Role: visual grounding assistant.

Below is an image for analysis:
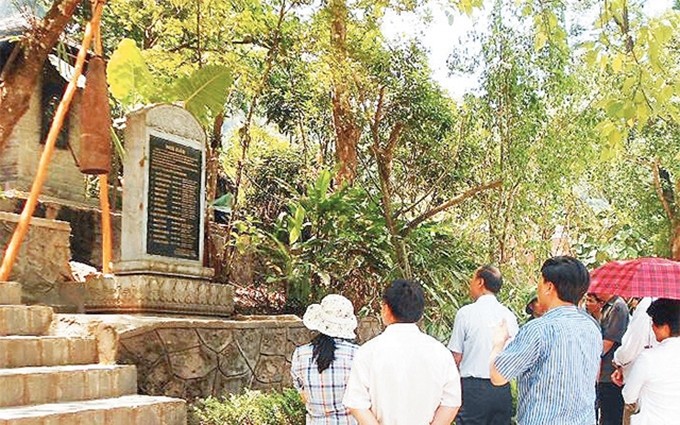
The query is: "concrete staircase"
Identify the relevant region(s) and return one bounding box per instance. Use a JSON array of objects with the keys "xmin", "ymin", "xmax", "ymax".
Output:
[{"xmin": 0, "ymin": 282, "xmax": 187, "ymax": 424}]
